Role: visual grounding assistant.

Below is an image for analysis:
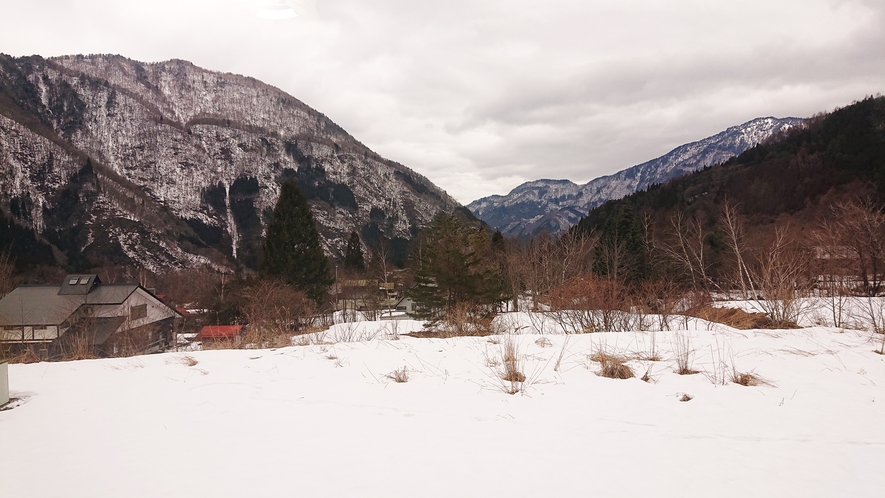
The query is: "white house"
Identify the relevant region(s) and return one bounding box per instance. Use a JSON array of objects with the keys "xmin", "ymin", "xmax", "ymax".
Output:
[{"xmin": 0, "ymin": 275, "xmax": 180, "ymax": 357}]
